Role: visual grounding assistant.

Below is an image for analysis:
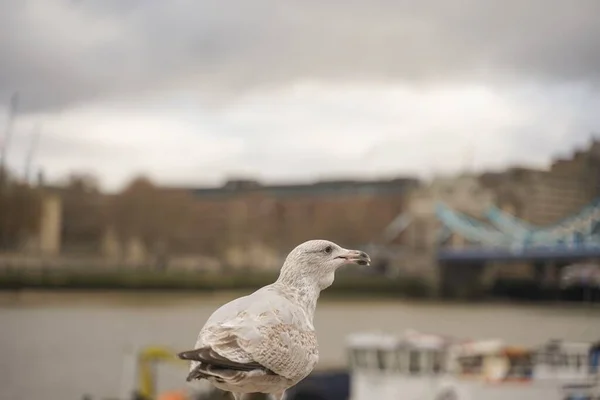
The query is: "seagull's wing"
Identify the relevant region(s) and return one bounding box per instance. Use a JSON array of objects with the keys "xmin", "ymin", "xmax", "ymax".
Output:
[
  {"xmin": 178, "ymin": 347, "xmax": 265, "ymax": 371},
  {"xmin": 180, "ymin": 287, "xmax": 318, "ymax": 381}
]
